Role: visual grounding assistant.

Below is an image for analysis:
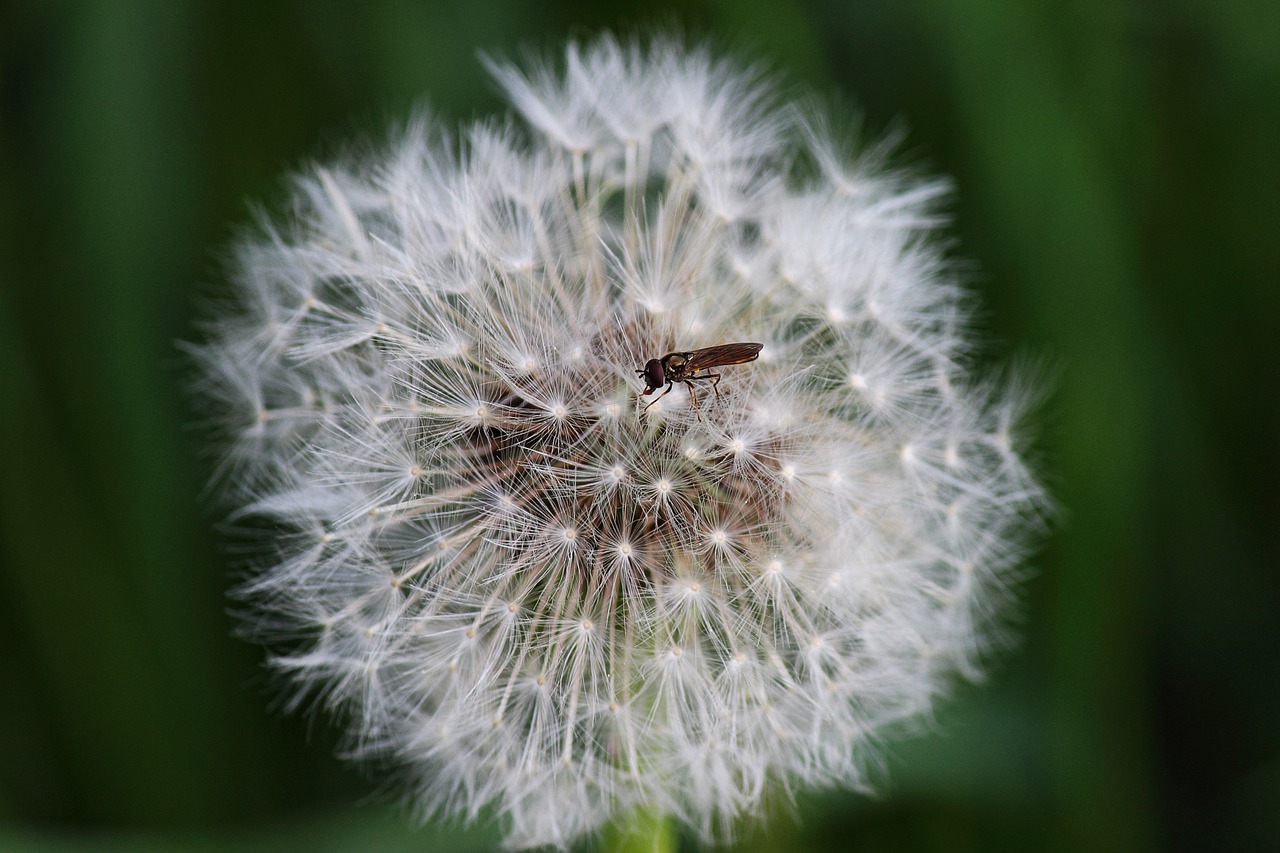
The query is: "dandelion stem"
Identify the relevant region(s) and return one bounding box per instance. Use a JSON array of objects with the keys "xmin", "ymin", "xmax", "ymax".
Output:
[{"xmin": 602, "ymin": 808, "xmax": 677, "ymax": 853}]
